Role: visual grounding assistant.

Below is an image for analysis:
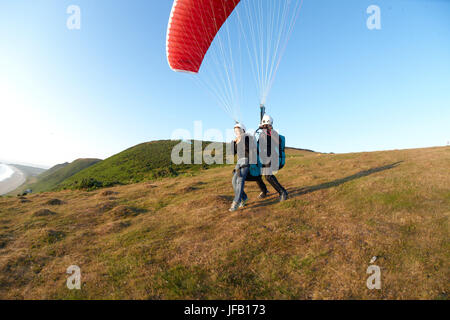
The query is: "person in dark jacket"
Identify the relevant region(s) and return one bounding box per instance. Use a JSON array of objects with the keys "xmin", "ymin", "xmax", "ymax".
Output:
[{"xmin": 256, "ymin": 114, "xmax": 288, "ymax": 202}]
